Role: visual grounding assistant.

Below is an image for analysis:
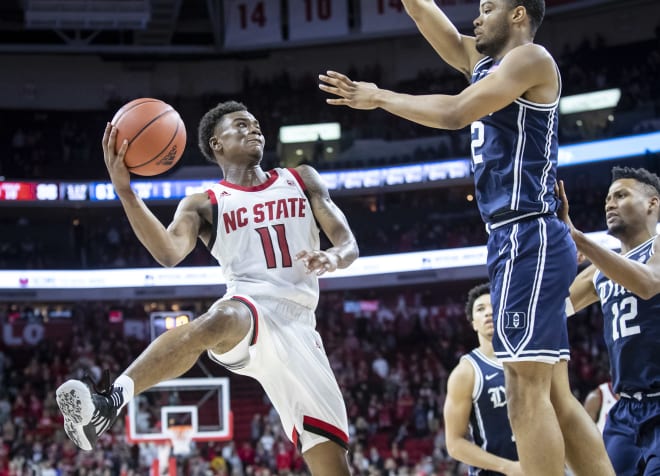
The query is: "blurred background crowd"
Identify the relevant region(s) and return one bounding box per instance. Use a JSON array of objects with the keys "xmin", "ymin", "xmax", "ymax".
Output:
[{"xmin": 0, "ymin": 284, "xmax": 610, "ymax": 475}]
